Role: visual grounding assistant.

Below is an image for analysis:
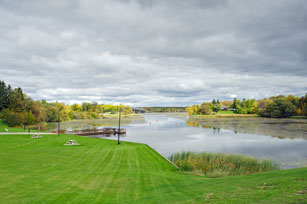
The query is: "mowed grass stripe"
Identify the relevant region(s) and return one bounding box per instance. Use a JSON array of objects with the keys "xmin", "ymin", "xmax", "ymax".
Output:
[
  {"xmin": 131, "ymin": 146, "xmax": 142, "ymax": 201},
  {"xmin": 45, "ymin": 140, "xmax": 106, "ymax": 203},
  {"xmin": 51, "ymin": 137, "xmax": 123, "ymax": 203}
]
